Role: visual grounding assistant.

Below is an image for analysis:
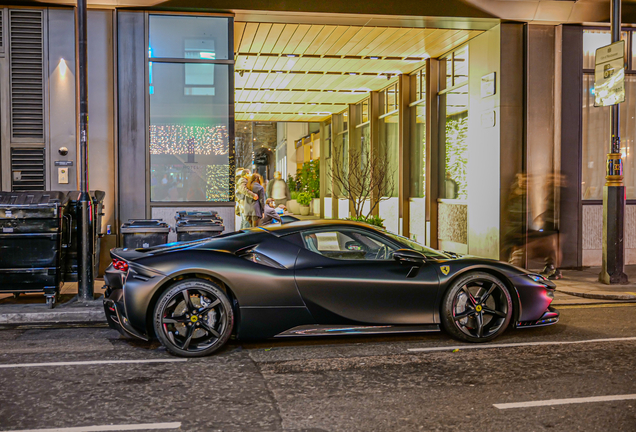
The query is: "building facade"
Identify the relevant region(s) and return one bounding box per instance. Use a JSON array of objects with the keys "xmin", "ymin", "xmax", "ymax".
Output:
[{"xmin": 0, "ymin": 1, "xmax": 631, "ymax": 269}]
